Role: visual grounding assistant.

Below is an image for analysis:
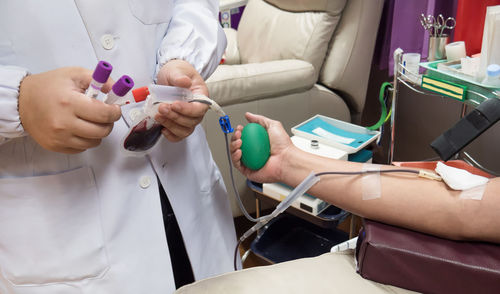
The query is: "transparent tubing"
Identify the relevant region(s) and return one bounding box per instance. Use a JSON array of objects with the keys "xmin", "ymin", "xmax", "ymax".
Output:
[
  {"xmin": 238, "ymin": 171, "xmax": 320, "ymax": 242},
  {"xmin": 224, "ymin": 133, "xmax": 264, "ymax": 223}
]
